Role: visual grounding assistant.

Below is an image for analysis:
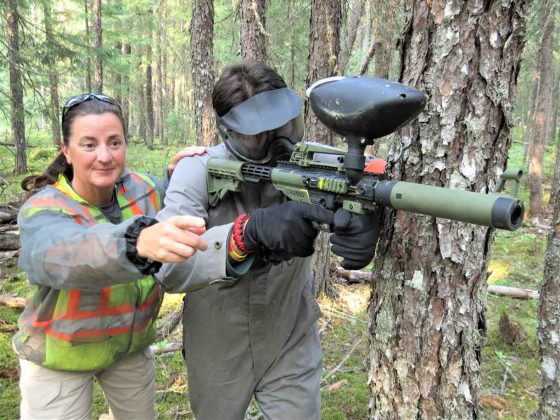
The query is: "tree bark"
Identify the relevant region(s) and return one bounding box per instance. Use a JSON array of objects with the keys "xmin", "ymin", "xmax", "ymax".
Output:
[
  {"xmin": 240, "ymin": 0, "xmax": 267, "ymax": 62},
  {"xmin": 84, "ymin": 0, "xmax": 92, "ymax": 92},
  {"xmin": 527, "ymin": 0, "xmax": 555, "ymax": 218},
  {"xmin": 145, "ymin": 9, "xmax": 155, "ymax": 148},
  {"xmin": 368, "ymin": 1, "xmax": 527, "ymax": 418},
  {"xmin": 43, "ymin": 2, "xmax": 61, "ymax": 147},
  {"xmin": 306, "ymin": 0, "xmax": 341, "ymax": 298},
  {"xmin": 92, "ymin": 0, "xmax": 103, "ymax": 92},
  {"xmin": 156, "ymin": 0, "xmax": 166, "ymax": 145},
  {"xmin": 6, "ymin": 0, "xmax": 27, "ymax": 174},
  {"xmin": 338, "ymin": 0, "xmax": 365, "ymax": 74},
  {"xmin": 537, "ymin": 183, "xmax": 560, "ymax": 419},
  {"xmin": 190, "ymin": 0, "xmax": 217, "ymax": 147}
]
